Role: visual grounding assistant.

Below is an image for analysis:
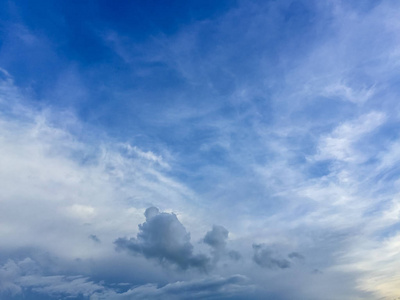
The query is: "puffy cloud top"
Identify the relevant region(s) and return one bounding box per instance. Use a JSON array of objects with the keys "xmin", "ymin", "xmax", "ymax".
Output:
[
  {"xmin": 115, "ymin": 207, "xmax": 210, "ymax": 271},
  {"xmin": 204, "ymin": 225, "xmax": 229, "ymax": 250}
]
